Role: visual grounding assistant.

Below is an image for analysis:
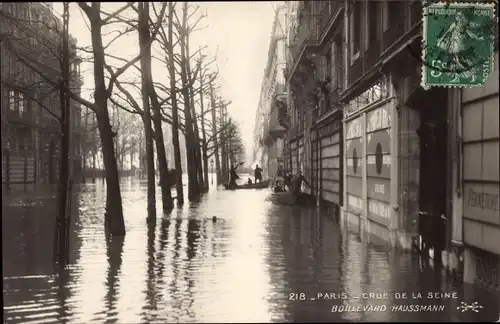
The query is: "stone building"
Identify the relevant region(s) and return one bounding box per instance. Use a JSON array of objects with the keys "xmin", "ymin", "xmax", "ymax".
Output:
[
  {"xmin": 284, "ymin": 1, "xmax": 345, "ymax": 206},
  {"xmin": 282, "ymin": 0, "xmax": 499, "ymax": 288},
  {"xmin": 1, "ymin": 2, "xmax": 84, "ymax": 190},
  {"xmin": 253, "ymin": 4, "xmax": 288, "ymax": 182}
]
